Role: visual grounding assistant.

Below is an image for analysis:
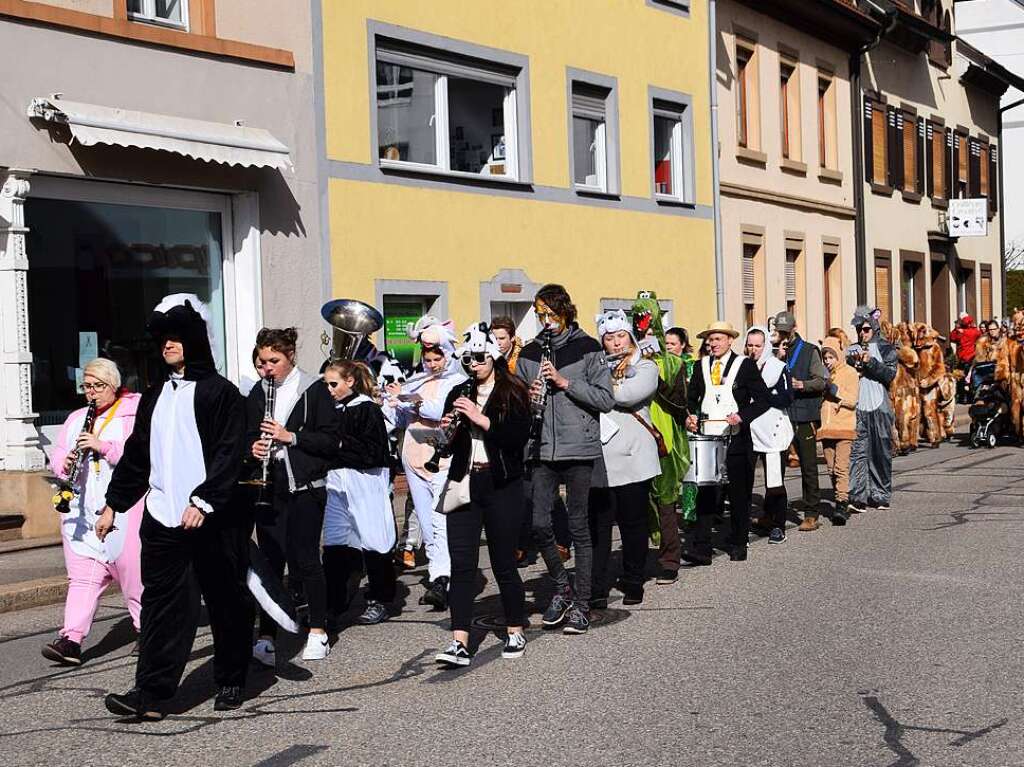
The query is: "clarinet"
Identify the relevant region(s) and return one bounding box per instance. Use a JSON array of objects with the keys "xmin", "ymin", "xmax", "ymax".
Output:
[
  {"xmin": 240, "ymin": 374, "xmax": 276, "ymax": 509},
  {"xmin": 527, "ymin": 330, "xmax": 553, "ymax": 464},
  {"xmin": 53, "ymin": 400, "xmax": 99, "ymax": 513},
  {"xmin": 424, "ymin": 380, "xmax": 475, "ymax": 473}
]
